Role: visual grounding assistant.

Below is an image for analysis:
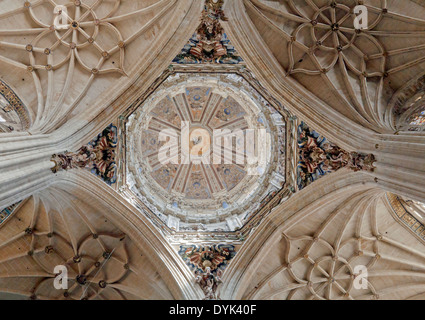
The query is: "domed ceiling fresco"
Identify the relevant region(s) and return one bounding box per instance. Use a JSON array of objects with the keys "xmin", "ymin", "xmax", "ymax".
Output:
[{"xmin": 122, "ymin": 69, "xmax": 291, "ymax": 241}]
